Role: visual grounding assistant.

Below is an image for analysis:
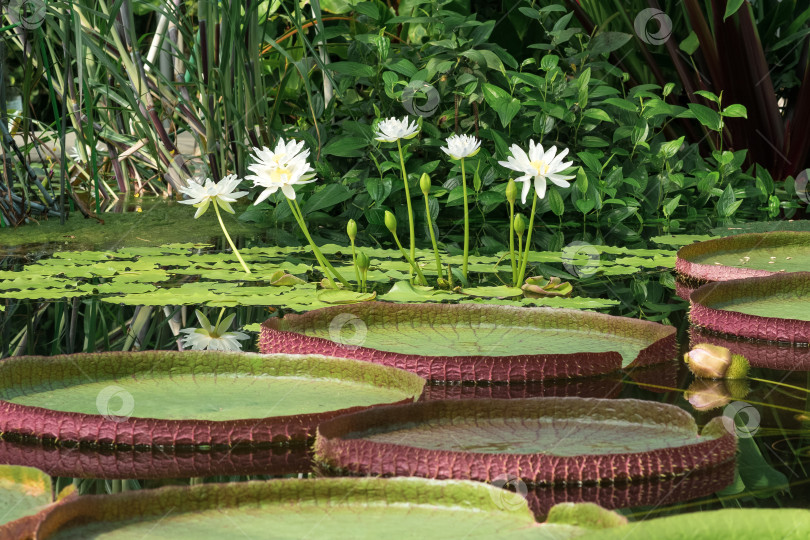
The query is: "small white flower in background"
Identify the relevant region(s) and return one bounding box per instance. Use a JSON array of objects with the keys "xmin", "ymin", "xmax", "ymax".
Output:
[
  {"xmin": 180, "ymin": 310, "xmax": 249, "ymax": 352},
  {"xmin": 178, "ymin": 174, "xmax": 248, "ymax": 218},
  {"xmin": 246, "ymin": 139, "xmax": 317, "ymax": 203},
  {"xmin": 440, "ymin": 134, "xmax": 481, "ymax": 160},
  {"xmin": 498, "ymin": 141, "xmax": 575, "ymax": 204},
  {"xmin": 67, "ymin": 145, "xmax": 83, "ymax": 163},
  {"xmin": 374, "ymin": 116, "xmax": 420, "ymax": 143}
]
